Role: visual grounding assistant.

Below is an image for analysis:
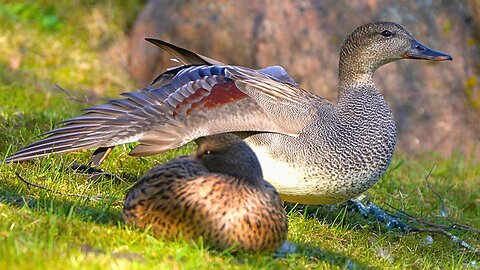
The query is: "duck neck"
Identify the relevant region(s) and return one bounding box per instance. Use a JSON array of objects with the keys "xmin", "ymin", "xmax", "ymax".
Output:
[
  {"xmin": 232, "ymin": 157, "xmax": 265, "ymax": 188},
  {"xmin": 338, "ymin": 55, "xmax": 377, "ymax": 101}
]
